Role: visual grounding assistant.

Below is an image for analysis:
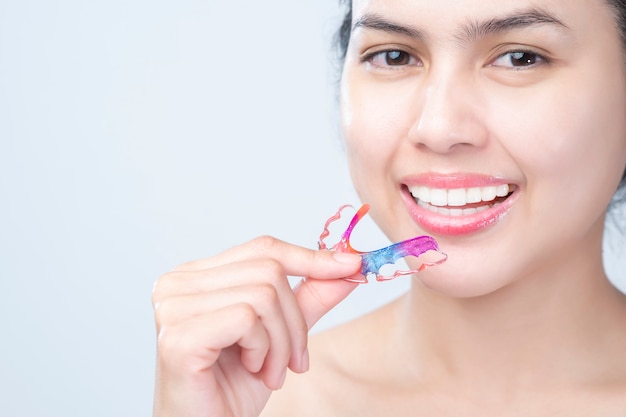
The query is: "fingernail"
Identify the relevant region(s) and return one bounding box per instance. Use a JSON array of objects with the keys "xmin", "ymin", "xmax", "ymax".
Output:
[{"xmin": 332, "ymin": 252, "xmax": 361, "ymax": 265}]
